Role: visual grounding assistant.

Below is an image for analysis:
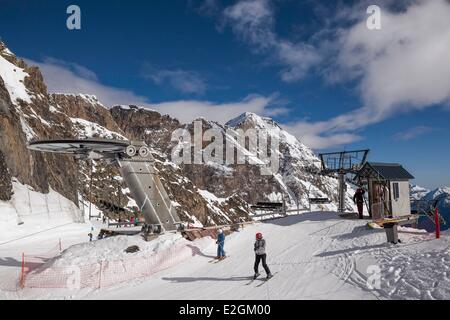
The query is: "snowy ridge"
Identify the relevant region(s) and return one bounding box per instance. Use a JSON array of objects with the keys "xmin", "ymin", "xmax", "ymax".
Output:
[
  {"xmin": 225, "ymin": 112, "xmax": 318, "ymax": 167},
  {"xmin": 423, "ymin": 187, "xmax": 450, "ymax": 224},
  {"xmin": 224, "ymin": 112, "xmax": 354, "ymax": 210},
  {"xmin": 70, "ymin": 117, "xmax": 127, "ymax": 140},
  {"xmin": 410, "ymin": 184, "xmax": 430, "ymax": 200},
  {"xmin": 0, "ymin": 43, "xmax": 15, "ymax": 57},
  {"xmin": 53, "ymin": 93, "xmax": 103, "ymax": 106},
  {"xmin": 423, "ymin": 187, "xmax": 450, "ymax": 202},
  {"xmin": 0, "ymin": 54, "xmax": 32, "ymax": 105},
  {"xmin": 225, "ymin": 111, "xmax": 278, "ymax": 129},
  {"xmin": 411, "ymin": 185, "xmax": 450, "ymax": 231}
]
